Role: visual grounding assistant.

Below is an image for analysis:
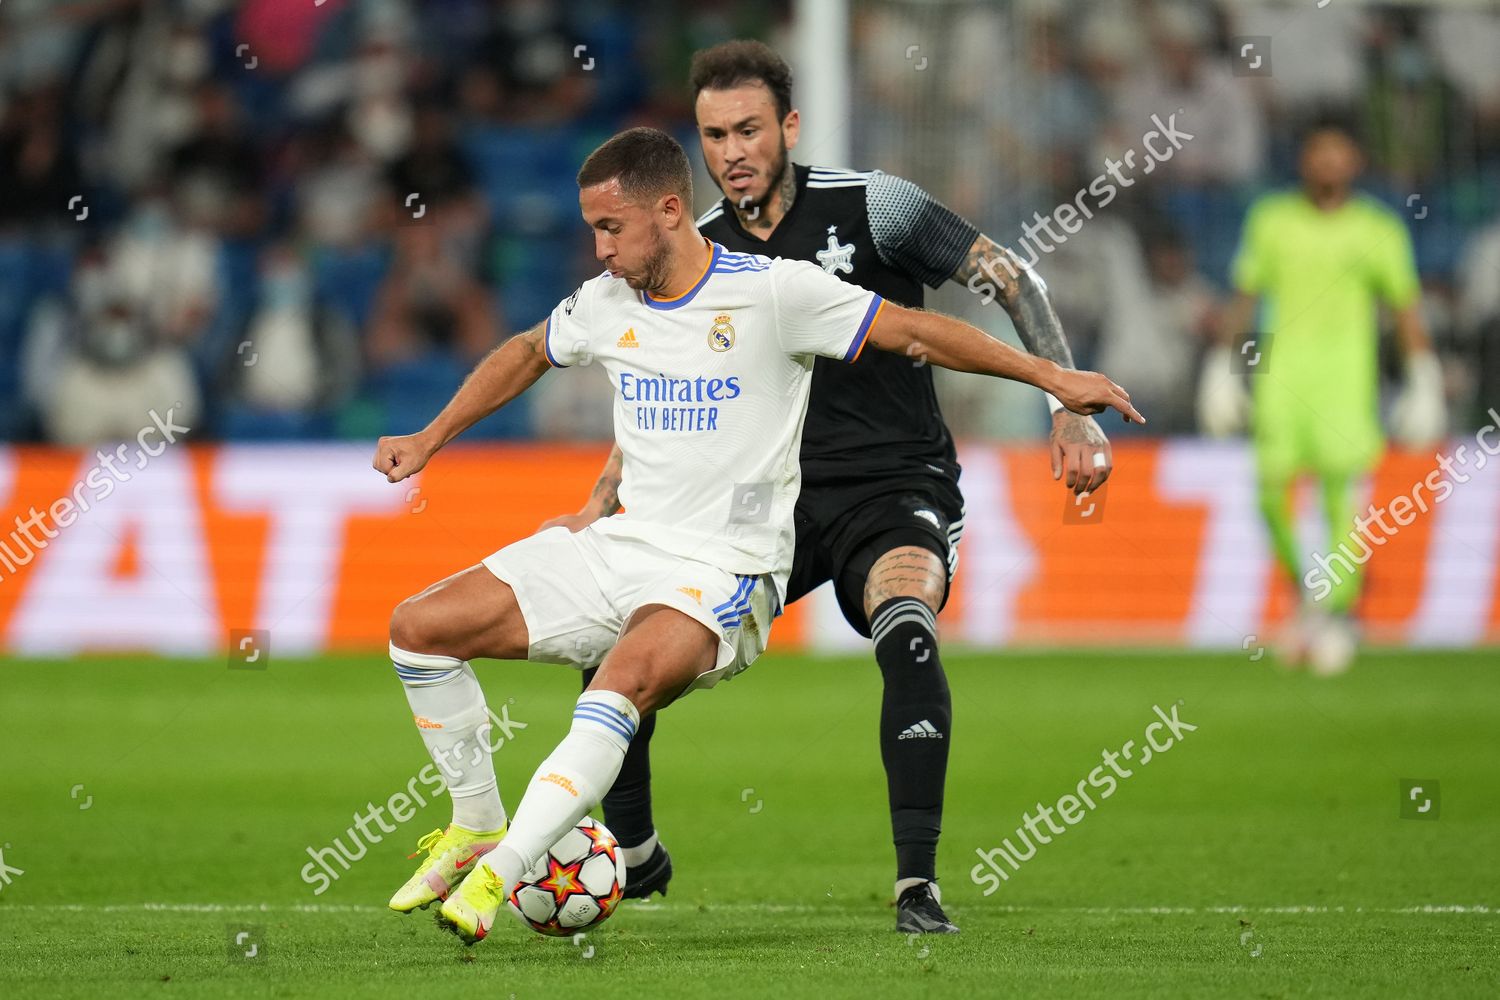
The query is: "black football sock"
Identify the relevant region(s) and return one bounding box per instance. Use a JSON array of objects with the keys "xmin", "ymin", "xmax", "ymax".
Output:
[
  {"xmin": 869, "ymin": 597, "xmax": 951, "ymax": 884},
  {"xmin": 583, "ymin": 666, "xmax": 658, "ymax": 851}
]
